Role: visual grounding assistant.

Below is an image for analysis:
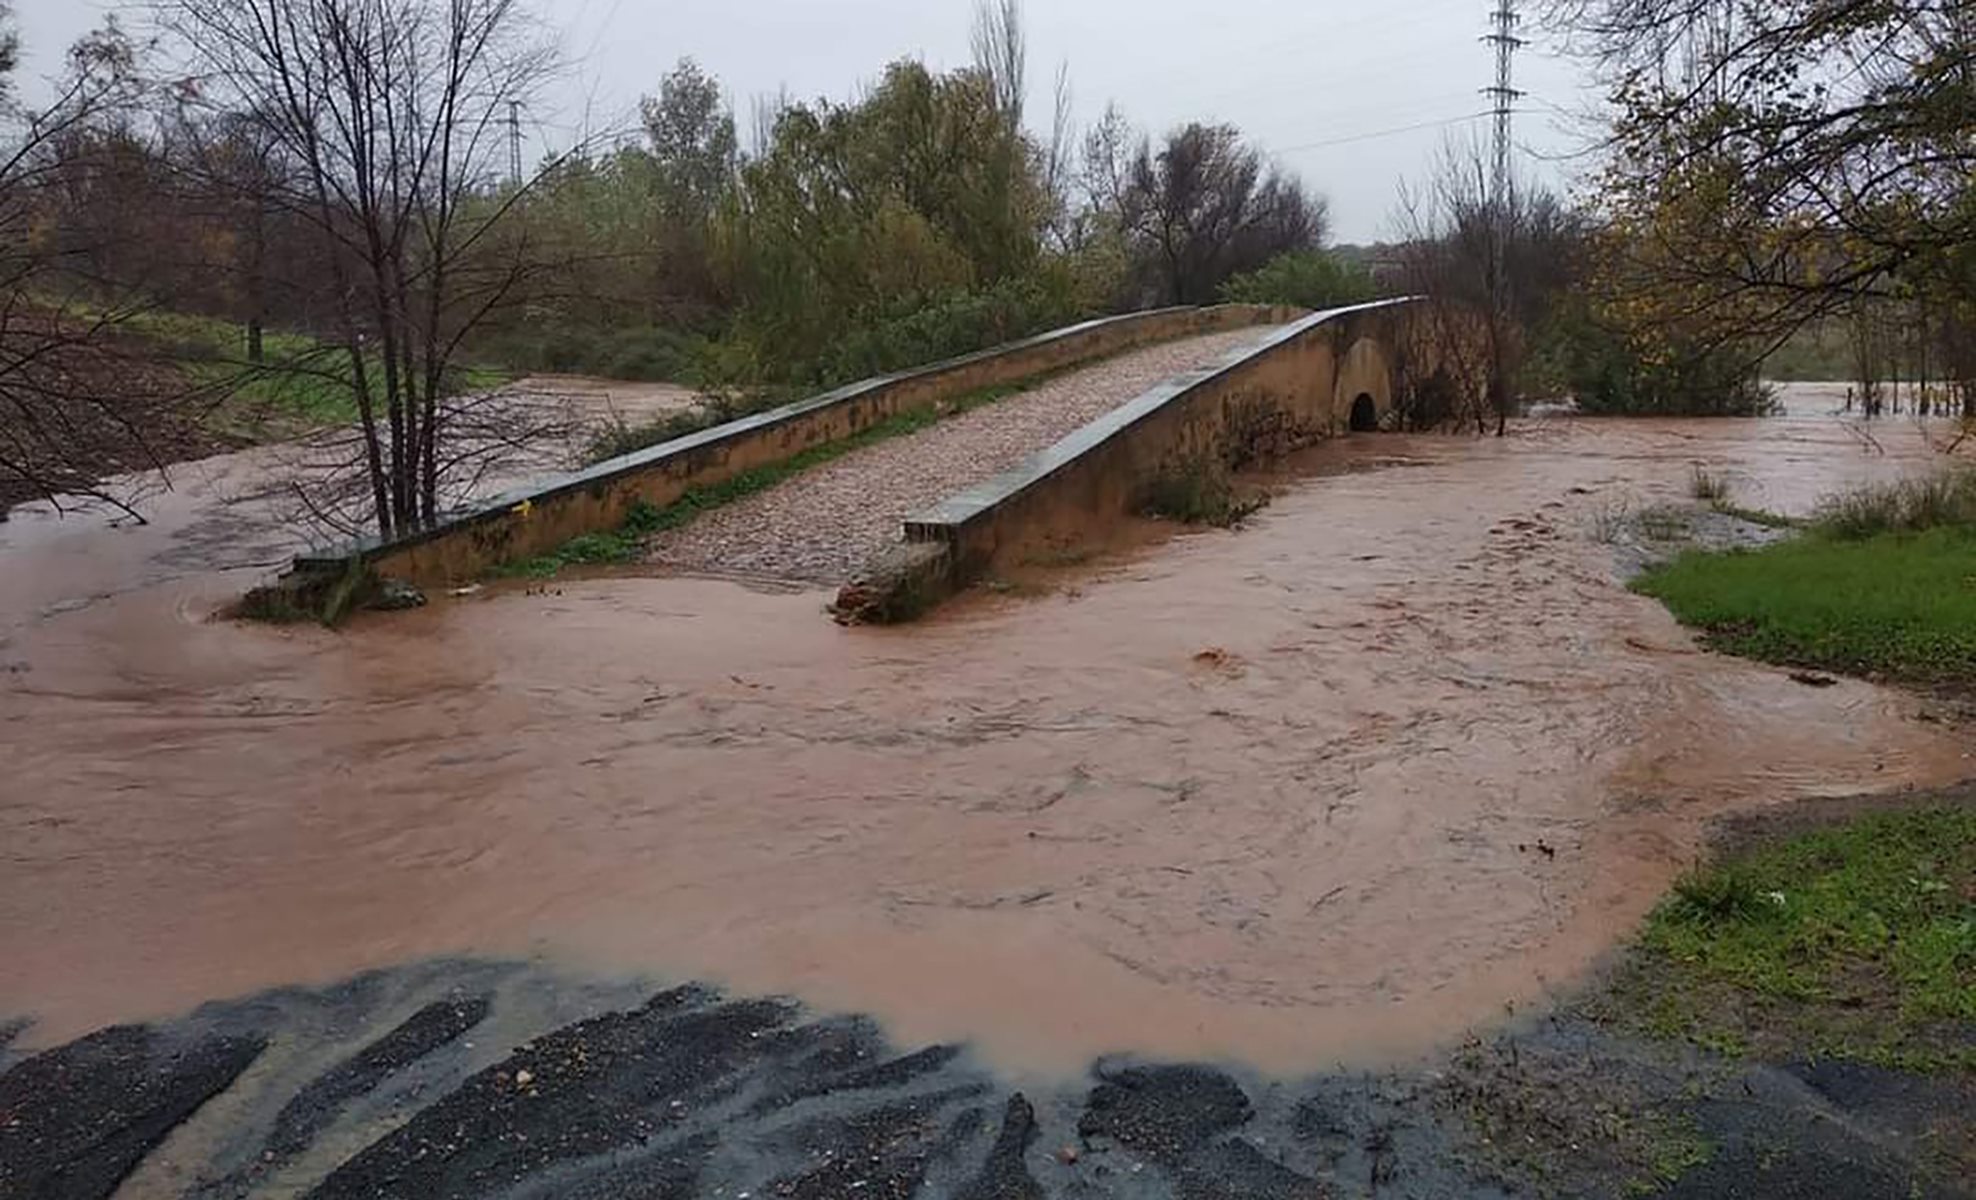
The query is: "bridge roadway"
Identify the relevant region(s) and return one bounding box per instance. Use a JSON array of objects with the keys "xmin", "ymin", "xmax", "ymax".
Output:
[{"xmin": 643, "ymin": 325, "xmax": 1280, "ymax": 584}]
